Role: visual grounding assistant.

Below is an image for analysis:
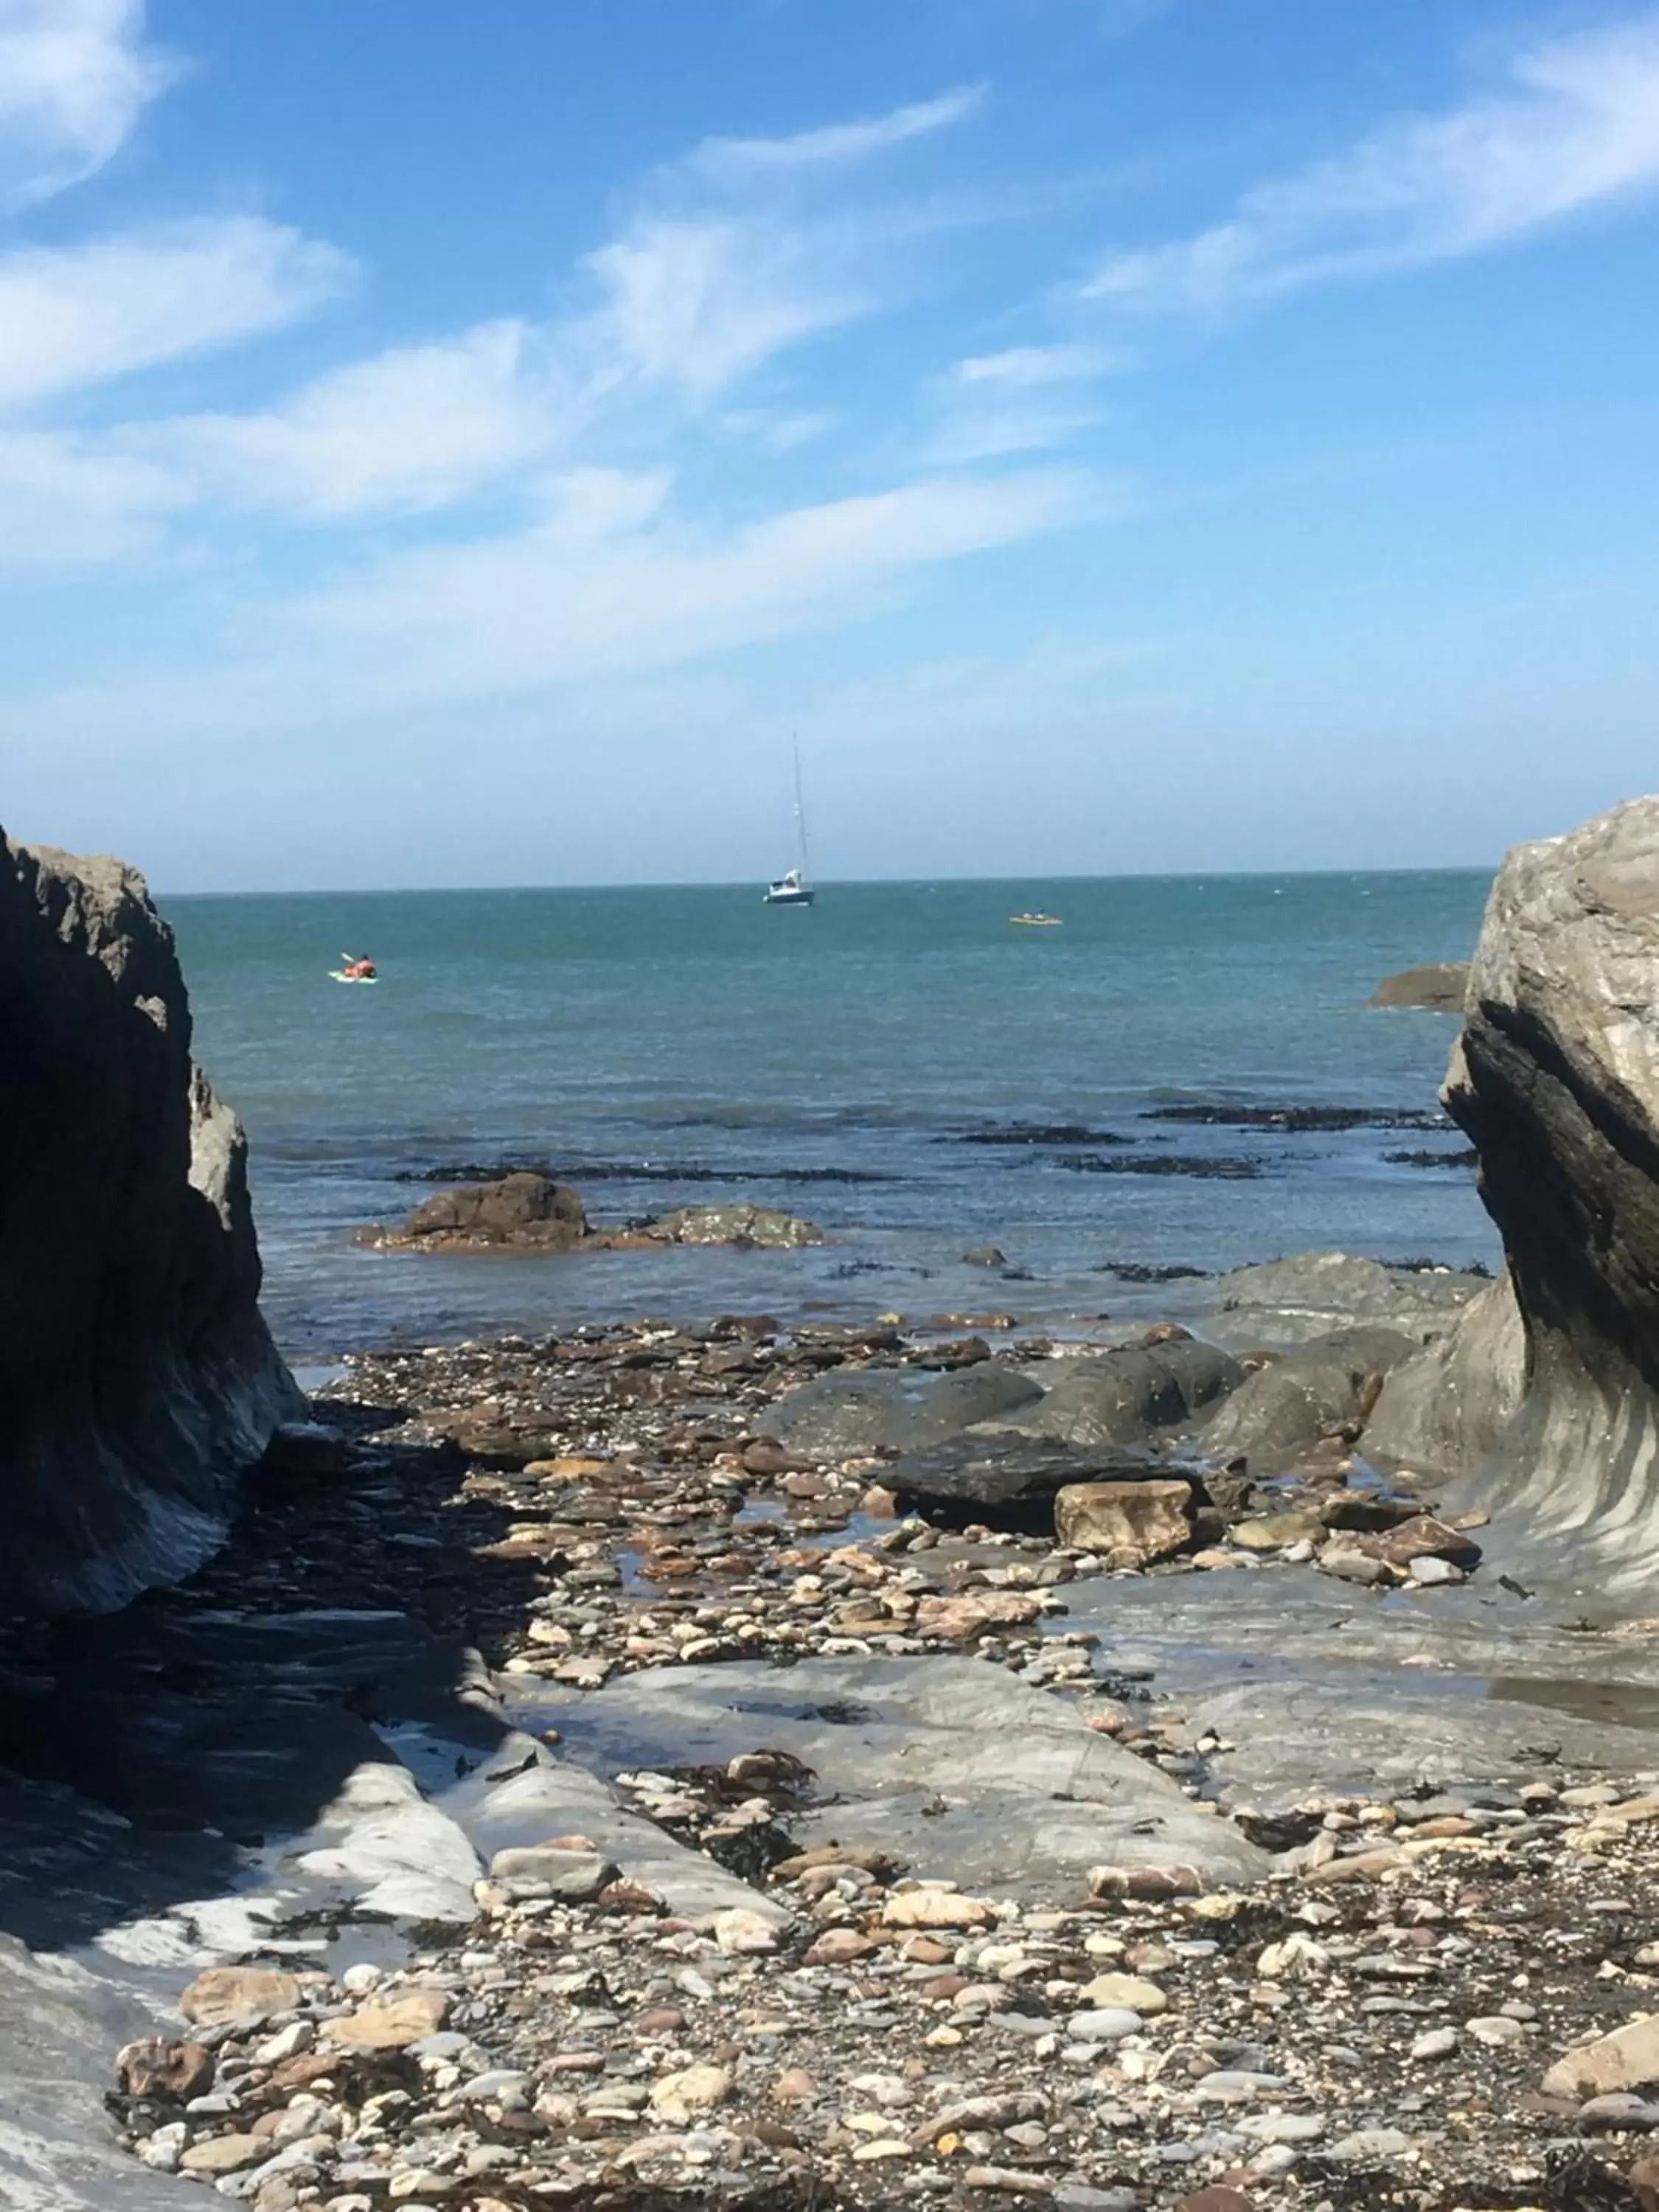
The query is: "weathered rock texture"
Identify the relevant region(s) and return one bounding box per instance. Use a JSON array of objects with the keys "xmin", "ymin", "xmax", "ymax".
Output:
[
  {"xmin": 1442, "ymin": 799, "xmax": 1659, "ymax": 1599},
  {"xmin": 1360, "ymin": 1270, "xmax": 1526, "ymax": 1477},
  {"xmin": 0, "ymin": 834, "xmax": 299, "ymax": 1613}
]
